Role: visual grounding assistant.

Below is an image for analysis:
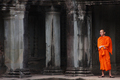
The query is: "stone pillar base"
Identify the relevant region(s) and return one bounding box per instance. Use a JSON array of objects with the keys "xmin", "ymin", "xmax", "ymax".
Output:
[
  {"xmin": 2, "ymin": 68, "xmax": 31, "ymax": 78},
  {"xmin": 65, "ymin": 67, "xmax": 94, "ymax": 76},
  {"xmin": 43, "ymin": 67, "xmax": 63, "ymax": 75}
]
